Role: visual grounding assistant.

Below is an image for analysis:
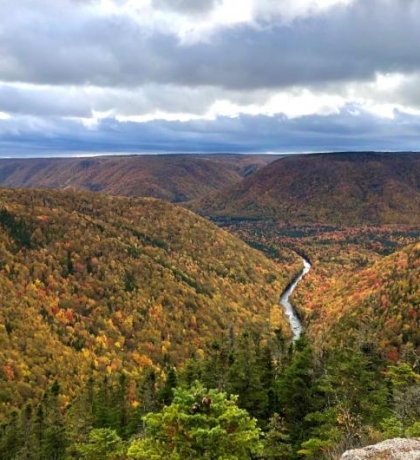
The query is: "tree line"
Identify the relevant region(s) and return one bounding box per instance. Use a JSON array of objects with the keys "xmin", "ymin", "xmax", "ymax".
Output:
[{"xmin": 2, "ymin": 330, "xmax": 420, "ymax": 459}]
